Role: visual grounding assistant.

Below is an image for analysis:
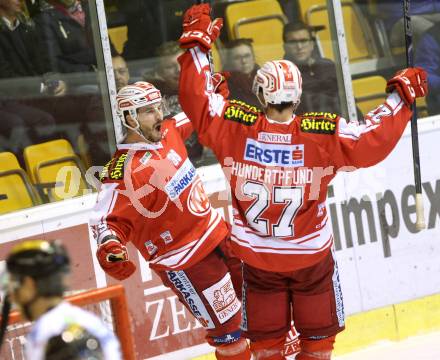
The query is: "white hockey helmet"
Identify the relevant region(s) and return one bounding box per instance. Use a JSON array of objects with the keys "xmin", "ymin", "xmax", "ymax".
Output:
[
  {"xmin": 116, "ymin": 81, "xmax": 164, "ymax": 131},
  {"xmin": 252, "ymin": 60, "xmax": 302, "ymax": 107}
]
